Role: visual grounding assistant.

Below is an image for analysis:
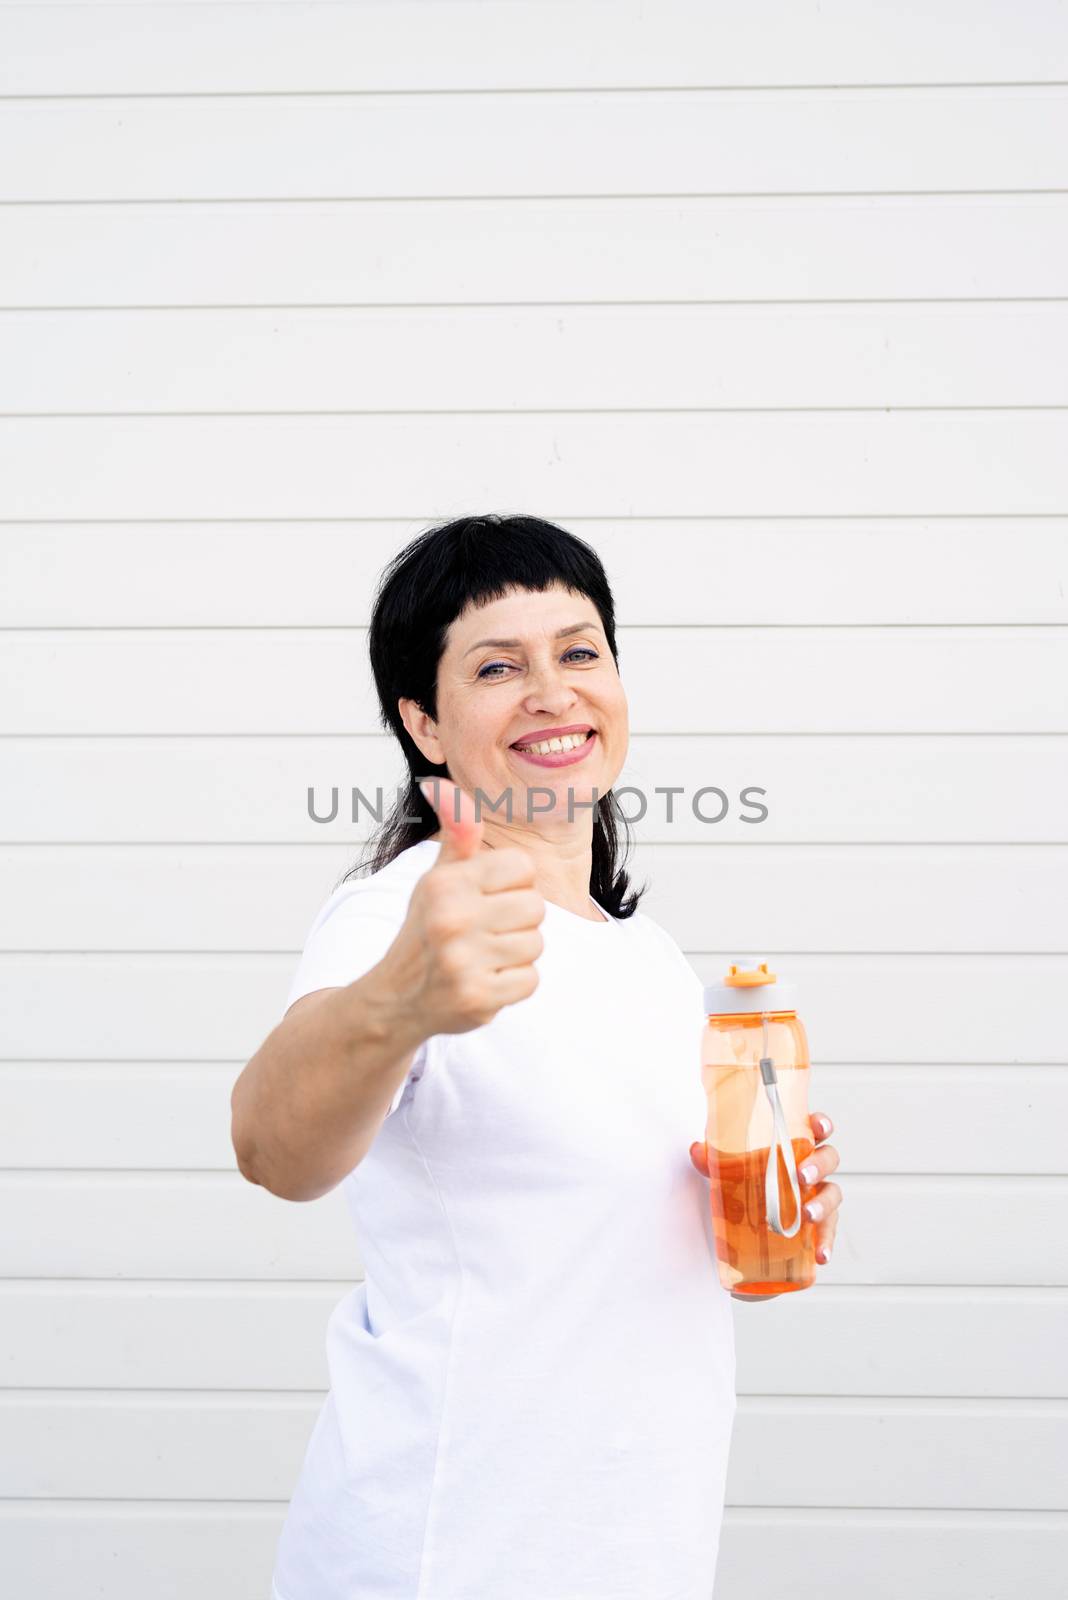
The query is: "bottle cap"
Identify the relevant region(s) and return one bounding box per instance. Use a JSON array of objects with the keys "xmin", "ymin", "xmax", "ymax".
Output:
[{"xmin": 703, "ymin": 955, "xmax": 798, "ymax": 1016}]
